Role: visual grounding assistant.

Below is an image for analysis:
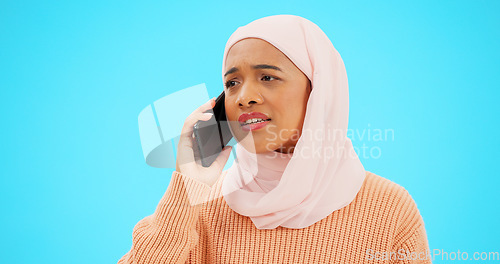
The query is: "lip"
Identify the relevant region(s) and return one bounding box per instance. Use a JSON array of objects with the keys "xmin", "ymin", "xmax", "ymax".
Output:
[
  {"xmin": 238, "ymin": 112, "xmax": 271, "ymax": 123},
  {"xmin": 238, "ymin": 112, "xmax": 271, "ymax": 131}
]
